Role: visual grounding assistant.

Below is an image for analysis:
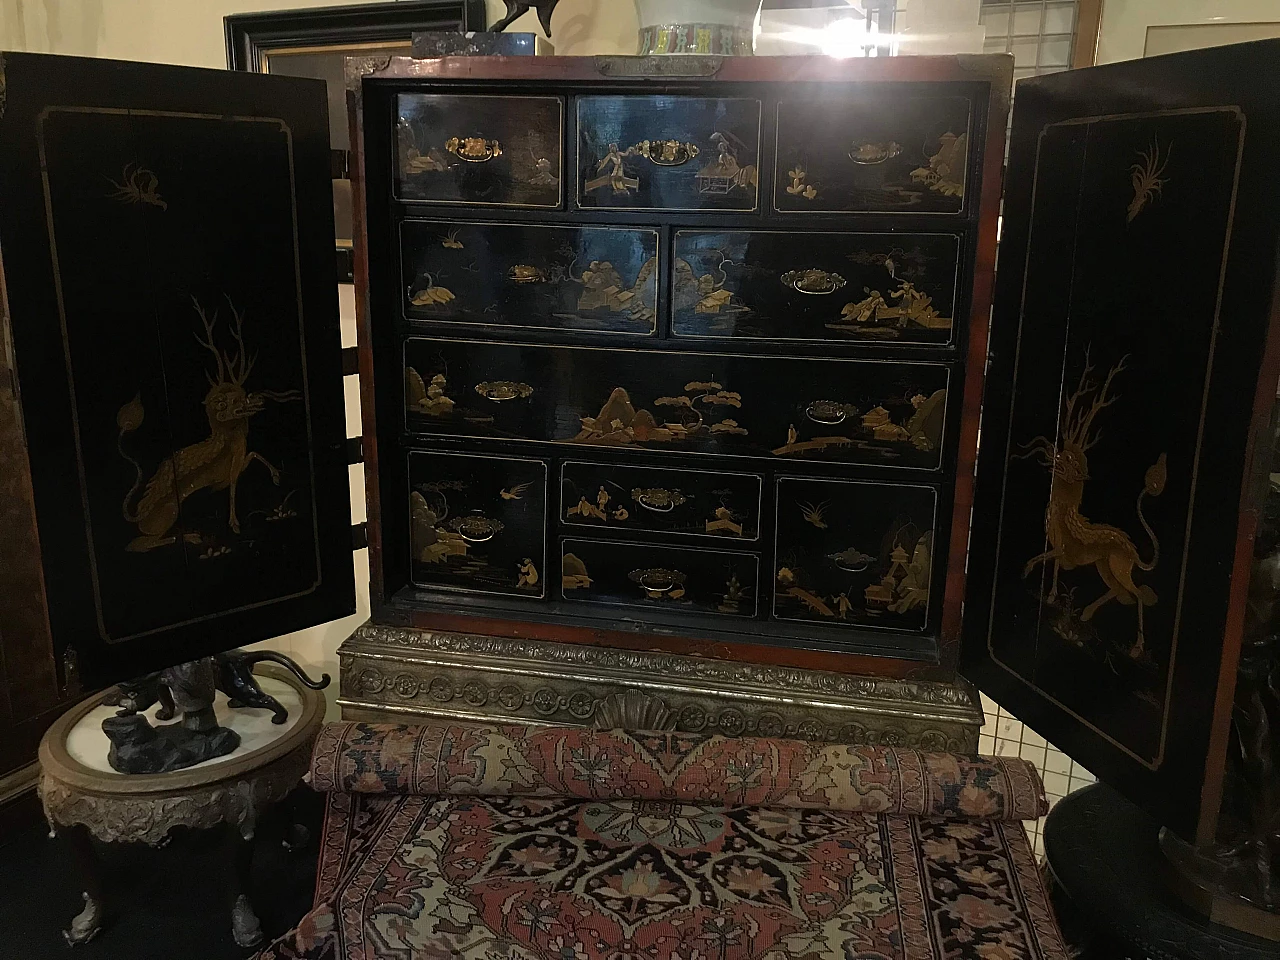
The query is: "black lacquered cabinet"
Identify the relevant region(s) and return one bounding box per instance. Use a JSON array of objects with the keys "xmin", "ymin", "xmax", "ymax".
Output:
[{"xmin": 354, "ymin": 54, "xmax": 1011, "ymax": 673}]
